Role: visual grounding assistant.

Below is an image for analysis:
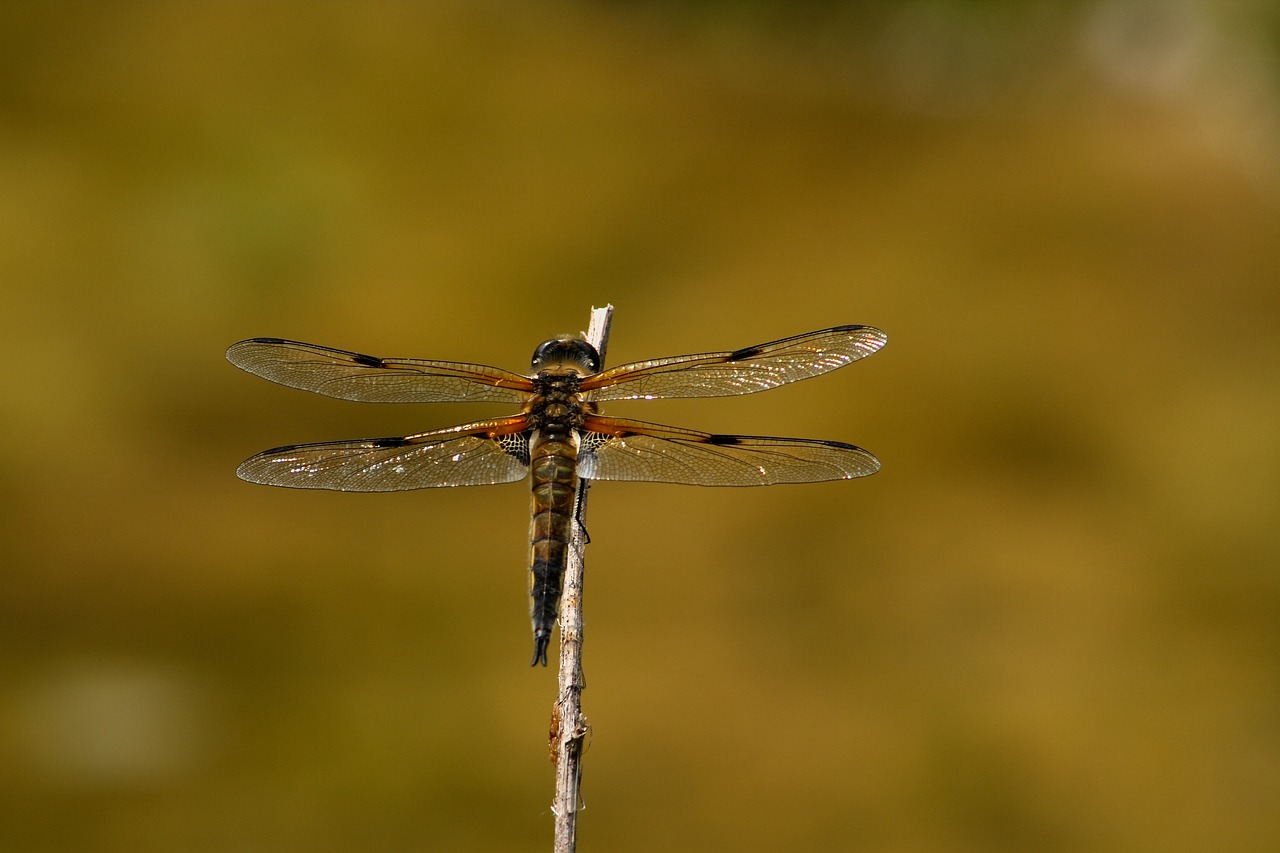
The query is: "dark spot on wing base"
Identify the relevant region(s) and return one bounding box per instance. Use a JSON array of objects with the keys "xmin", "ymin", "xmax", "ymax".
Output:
[
  {"xmin": 352, "ymin": 353, "xmax": 383, "ymax": 368},
  {"xmin": 707, "ymin": 434, "xmax": 742, "ymax": 445},
  {"xmin": 727, "ymin": 344, "xmax": 763, "ymax": 361},
  {"xmin": 498, "ymin": 432, "xmax": 531, "ymax": 465}
]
